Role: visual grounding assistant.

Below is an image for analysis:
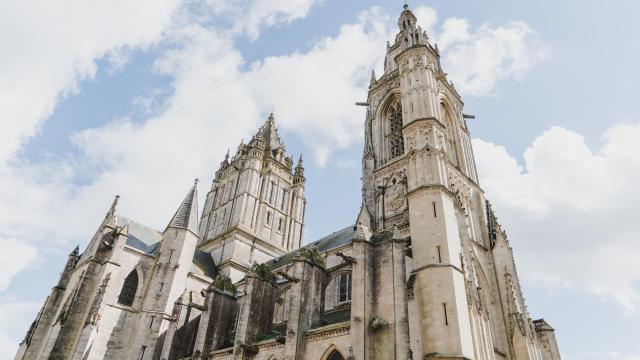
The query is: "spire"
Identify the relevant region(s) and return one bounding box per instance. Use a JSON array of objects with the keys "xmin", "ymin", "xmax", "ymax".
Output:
[
  {"xmin": 70, "ymin": 245, "xmax": 79, "ymax": 257},
  {"xmin": 166, "ymin": 179, "xmax": 199, "ymax": 235},
  {"xmin": 369, "ymin": 69, "xmax": 377, "ymax": 87},
  {"xmin": 293, "ymin": 154, "xmax": 305, "ymax": 185},
  {"xmin": 104, "ymin": 195, "xmax": 119, "ymax": 228},
  {"xmin": 252, "ymin": 113, "xmax": 284, "ymax": 151}
]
